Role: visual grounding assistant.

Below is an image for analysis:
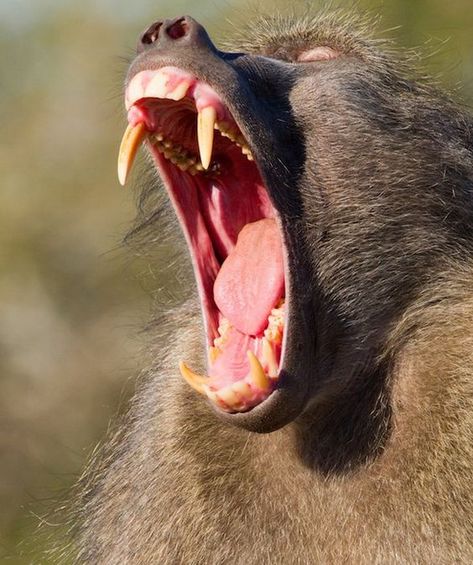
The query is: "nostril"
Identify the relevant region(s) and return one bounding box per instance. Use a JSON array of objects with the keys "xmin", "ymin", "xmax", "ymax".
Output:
[
  {"xmin": 137, "ymin": 16, "xmax": 203, "ymax": 54},
  {"xmin": 165, "ymin": 17, "xmax": 189, "ymax": 40},
  {"xmin": 140, "ymin": 21, "xmax": 163, "ymax": 46}
]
